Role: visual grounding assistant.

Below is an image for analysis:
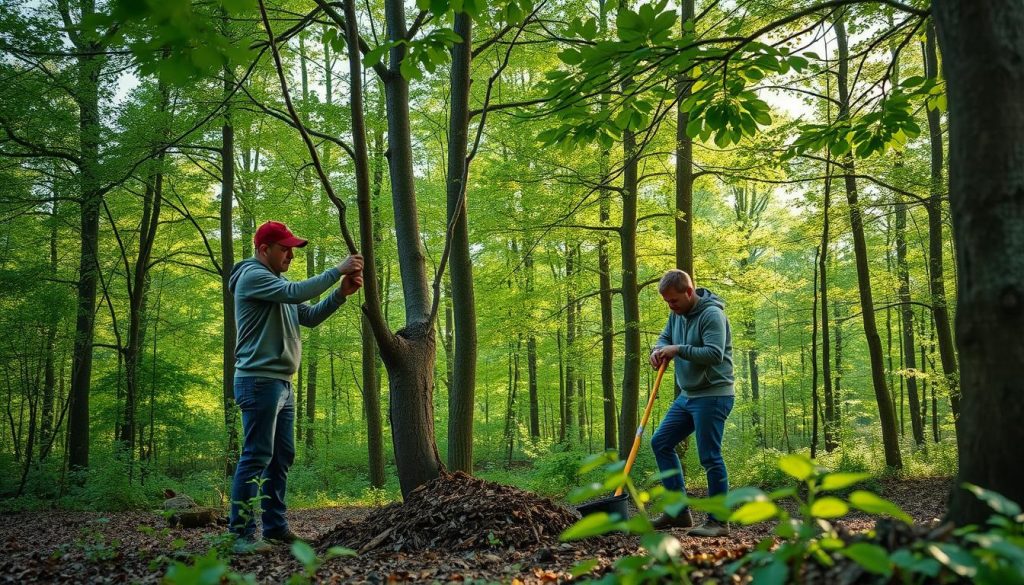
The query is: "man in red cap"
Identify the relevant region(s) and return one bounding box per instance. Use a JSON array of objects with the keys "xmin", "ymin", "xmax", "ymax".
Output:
[{"xmin": 226, "ymin": 221, "xmax": 363, "ymax": 552}]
